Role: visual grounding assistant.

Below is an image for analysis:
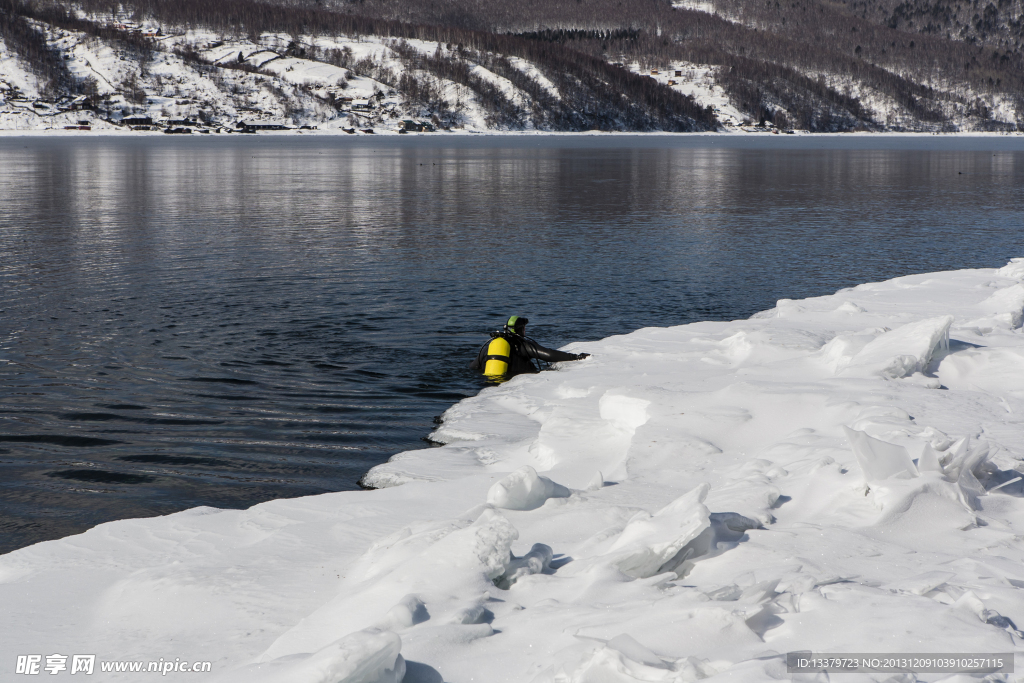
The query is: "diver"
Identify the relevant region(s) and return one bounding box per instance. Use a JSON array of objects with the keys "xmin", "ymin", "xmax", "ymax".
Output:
[{"xmin": 470, "ymin": 316, "xmax": 590, "ymax": 382}]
